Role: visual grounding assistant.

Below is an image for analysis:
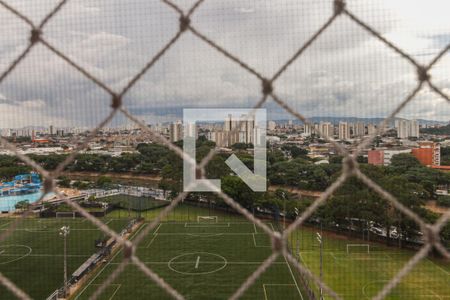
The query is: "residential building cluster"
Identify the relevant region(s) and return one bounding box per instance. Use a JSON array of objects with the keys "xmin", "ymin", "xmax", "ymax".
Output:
[{"xmin": 1, "ymin": 118, "xmax": 449, "ymax": 171}]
